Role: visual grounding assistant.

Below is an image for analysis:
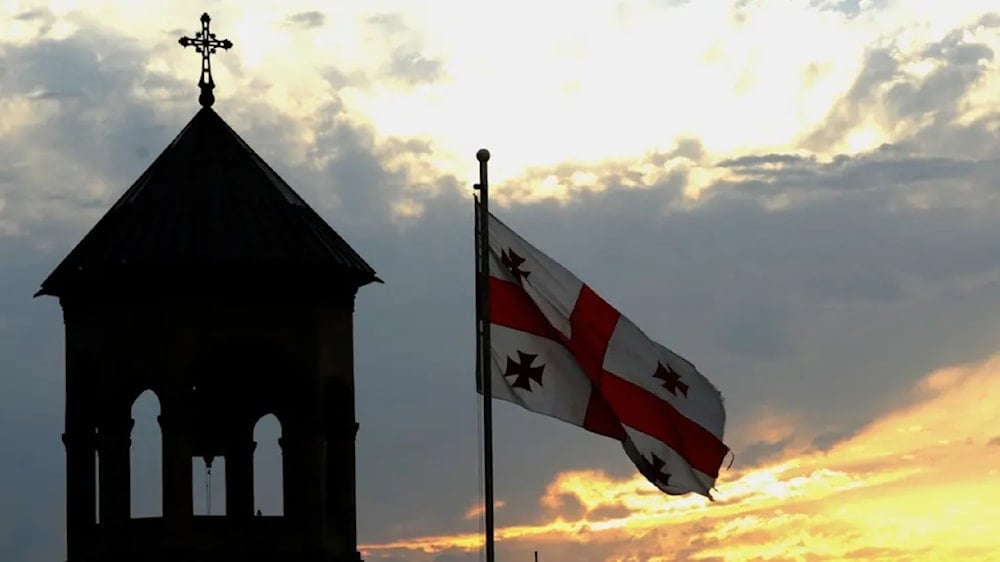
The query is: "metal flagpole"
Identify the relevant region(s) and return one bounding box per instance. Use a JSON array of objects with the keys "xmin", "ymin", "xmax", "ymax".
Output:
[
  {"xmin": 473, "ymin": 193, "xmax": 487, "ymax": 558},
  {"xmin": 474, "ymin": 196, "xmax": 483, "ymax": 394},
  {"xmin": 474, "ymin": 148, "xmax": 496, "ymax": 562}
]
